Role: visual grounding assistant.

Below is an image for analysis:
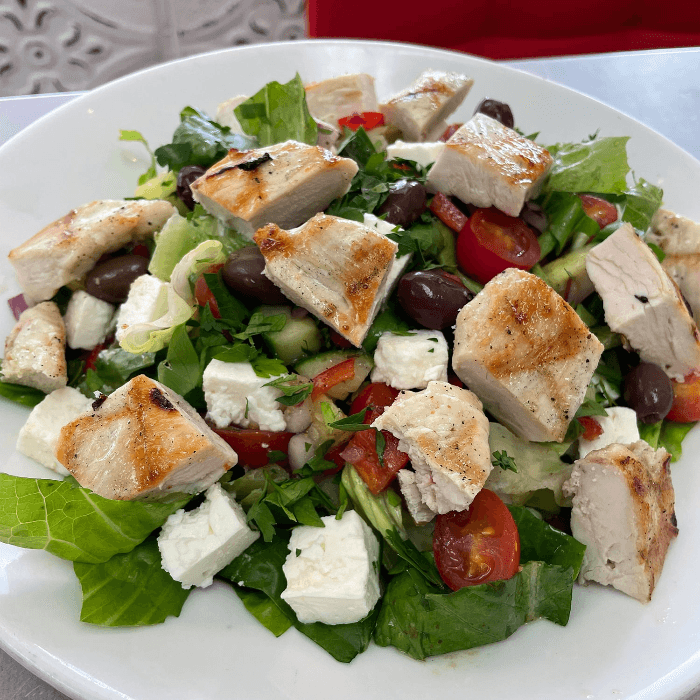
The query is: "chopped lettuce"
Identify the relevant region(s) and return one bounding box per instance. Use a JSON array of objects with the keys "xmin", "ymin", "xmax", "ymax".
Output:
[
  {"xmin": 0, "ymin": 474, "xmax": 189, "ymax": 563},
  {"xmin": 0, "ymin": 380, "xmax": 45, "ymax": 407},
  {"xmin": 79, "ymin": 347, "xmax": 157, "ymax": 397},
  {"xmin": 74, "ymin": 537, "xmax": 191, "ymax": 626},
  {"xmin": 234, "ymin": 73, "xmax": 317, "ymax": 147},
  {"xmin": 659, "ymin": 420, "xmax": 697, "ymax": 462},
  {"xmin": 485, "ymin": 423, "xmax": 572, "ymax": 506}
]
